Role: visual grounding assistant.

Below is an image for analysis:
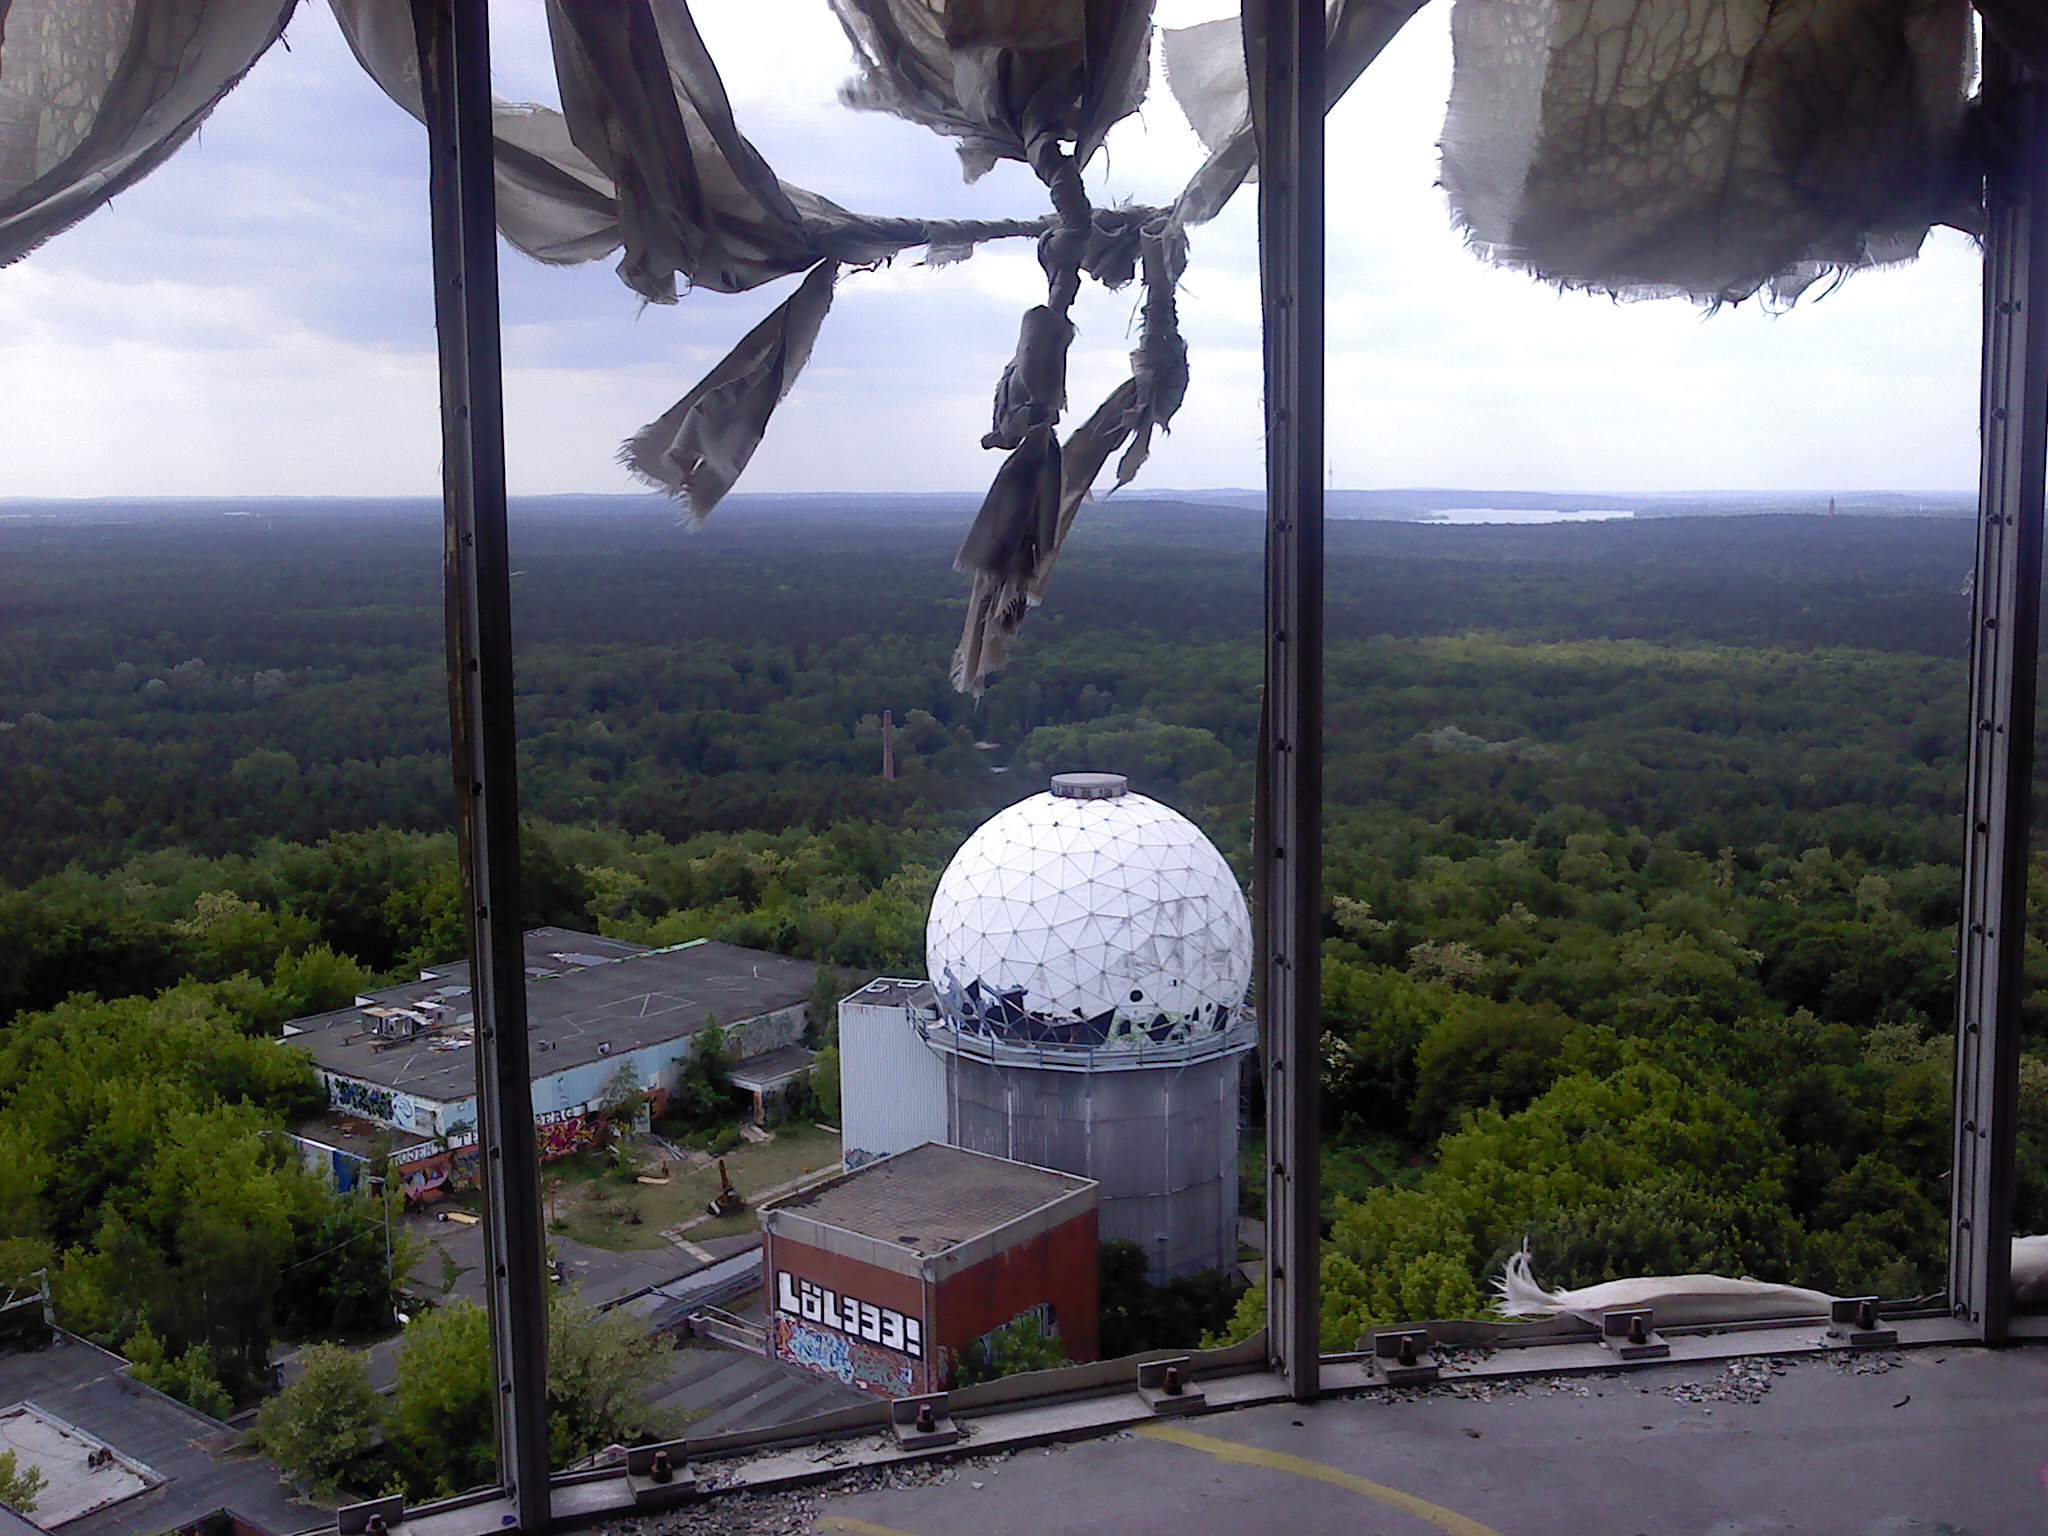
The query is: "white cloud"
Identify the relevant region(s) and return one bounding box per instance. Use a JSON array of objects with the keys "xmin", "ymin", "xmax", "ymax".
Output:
[{"xmin": 0, "ymin": 0, "xmax": 1984, "ymax": 498}]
